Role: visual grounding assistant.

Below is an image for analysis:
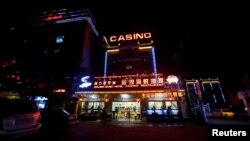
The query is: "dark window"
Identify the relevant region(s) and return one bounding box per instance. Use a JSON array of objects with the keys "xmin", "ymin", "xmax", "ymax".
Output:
[{"xmin": 0, "ymin": 99, "xmax": 38, "ymax": 116}]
